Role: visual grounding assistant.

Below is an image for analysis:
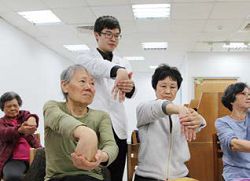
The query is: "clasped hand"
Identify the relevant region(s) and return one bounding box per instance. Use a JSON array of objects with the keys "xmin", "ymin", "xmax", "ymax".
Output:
[
  {"xmin": 112, "ymin": 70, "xmax": 134, "ymax": 102},
  {"xmin": 18, "ymin": 117, "xmax": 37, "ymax": 135},
  {"xmin": 179, "ymin": 108, "xmax": 202, "ymax": 142},
  {"xmin": 71, "ymin": 150, "xmax": 103, "ymax": 171}
]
